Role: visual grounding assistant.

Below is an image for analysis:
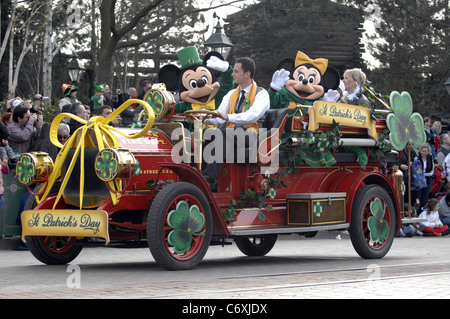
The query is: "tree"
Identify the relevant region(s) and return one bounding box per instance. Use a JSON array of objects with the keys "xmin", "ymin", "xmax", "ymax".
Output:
[
  {"xmin": 335, "ymin": 0, "xmax": 450, "ymax": 115},
  {"xmin": 95, "ymin": 0, "xmax": 248, "ymax": 85}
]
